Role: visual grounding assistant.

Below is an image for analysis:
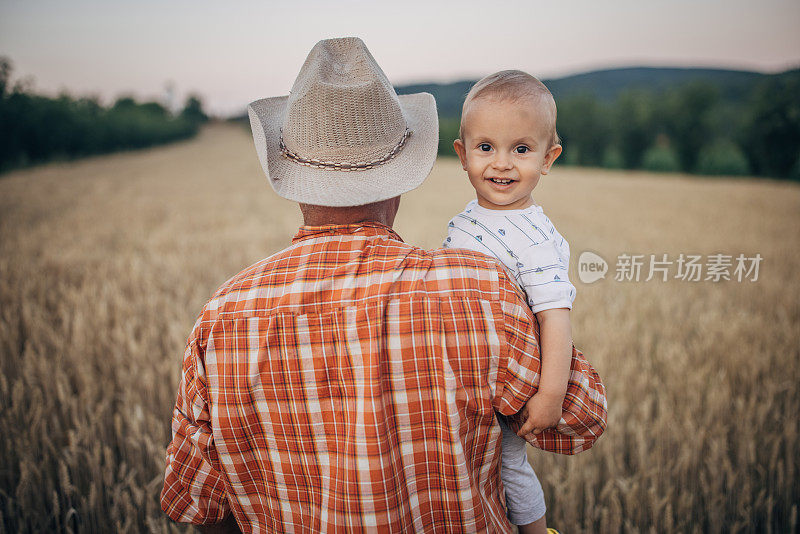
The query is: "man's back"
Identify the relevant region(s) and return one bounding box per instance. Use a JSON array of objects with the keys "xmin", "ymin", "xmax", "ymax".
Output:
[{"xmin": 161, "ymin": 222, "xmax": 542, "ymax": 533}]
